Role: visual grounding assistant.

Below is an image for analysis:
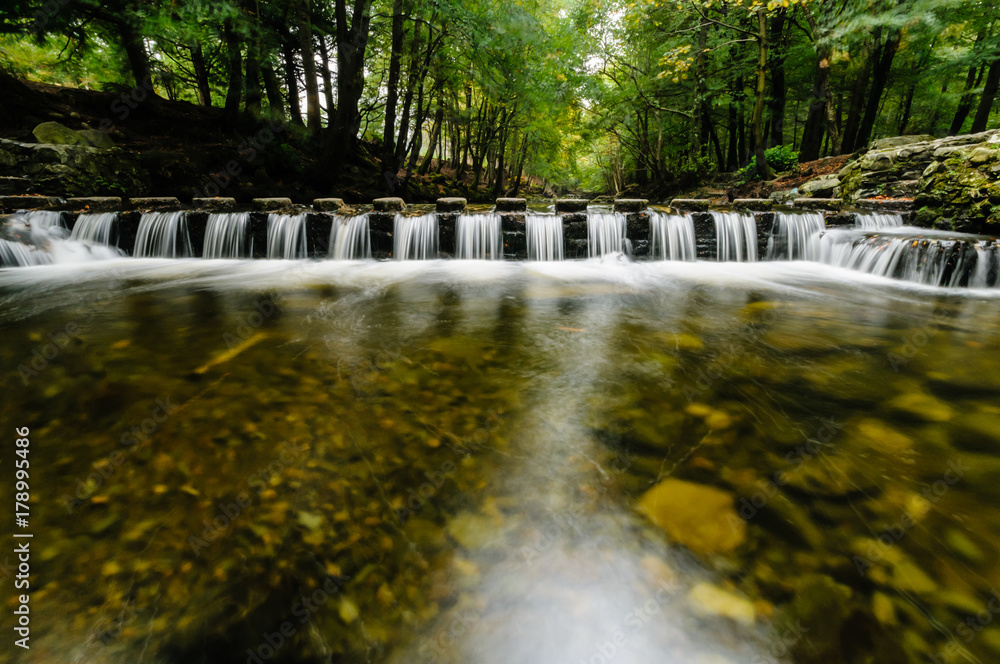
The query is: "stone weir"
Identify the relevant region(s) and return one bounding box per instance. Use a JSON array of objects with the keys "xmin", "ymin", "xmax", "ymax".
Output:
[{"xmin": 1, "ymin": 195, "xmax": 917, "ymax": 262}]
